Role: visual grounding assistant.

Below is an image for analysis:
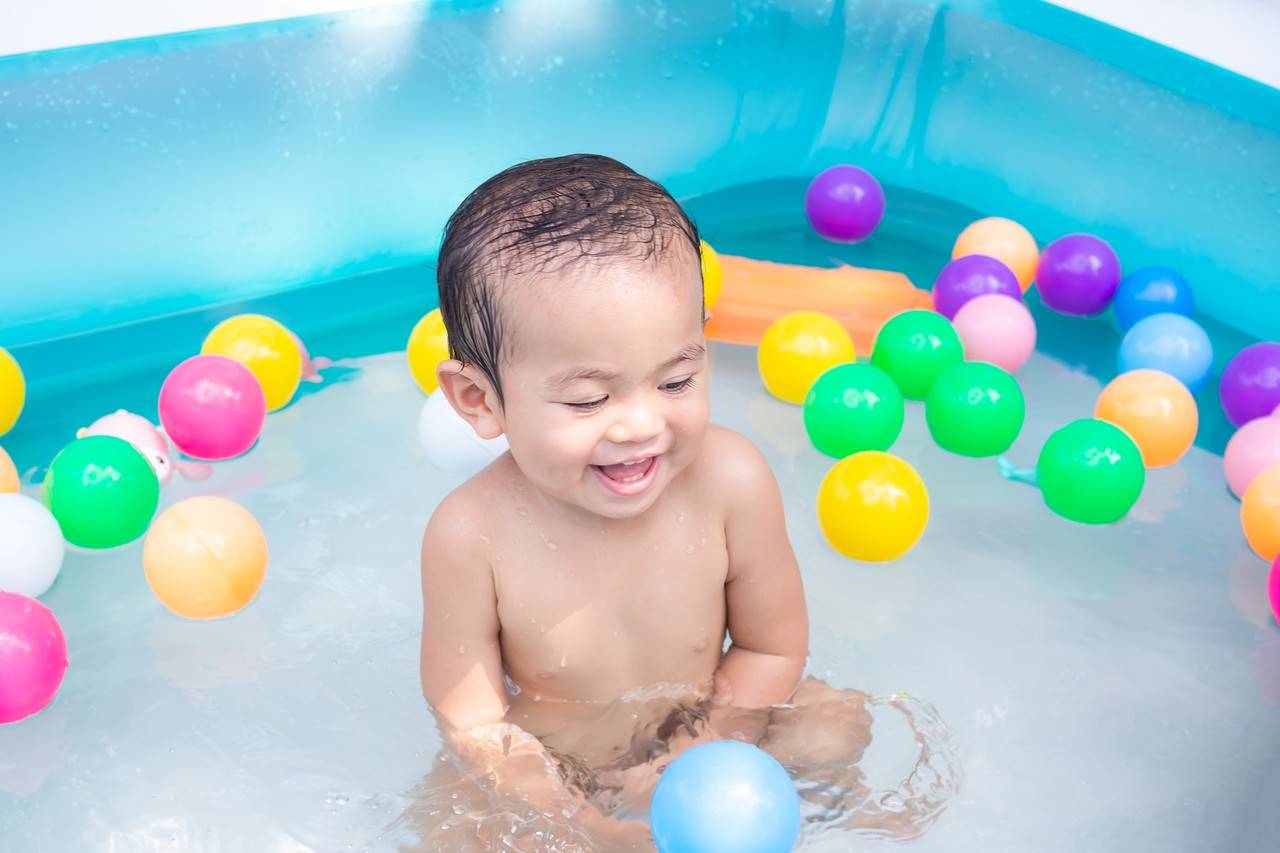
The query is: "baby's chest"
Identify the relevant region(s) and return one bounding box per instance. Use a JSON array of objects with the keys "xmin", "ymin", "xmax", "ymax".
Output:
[{"xmin": 493, "ymin": 525, "xmax": 729, "ymax": 698}]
